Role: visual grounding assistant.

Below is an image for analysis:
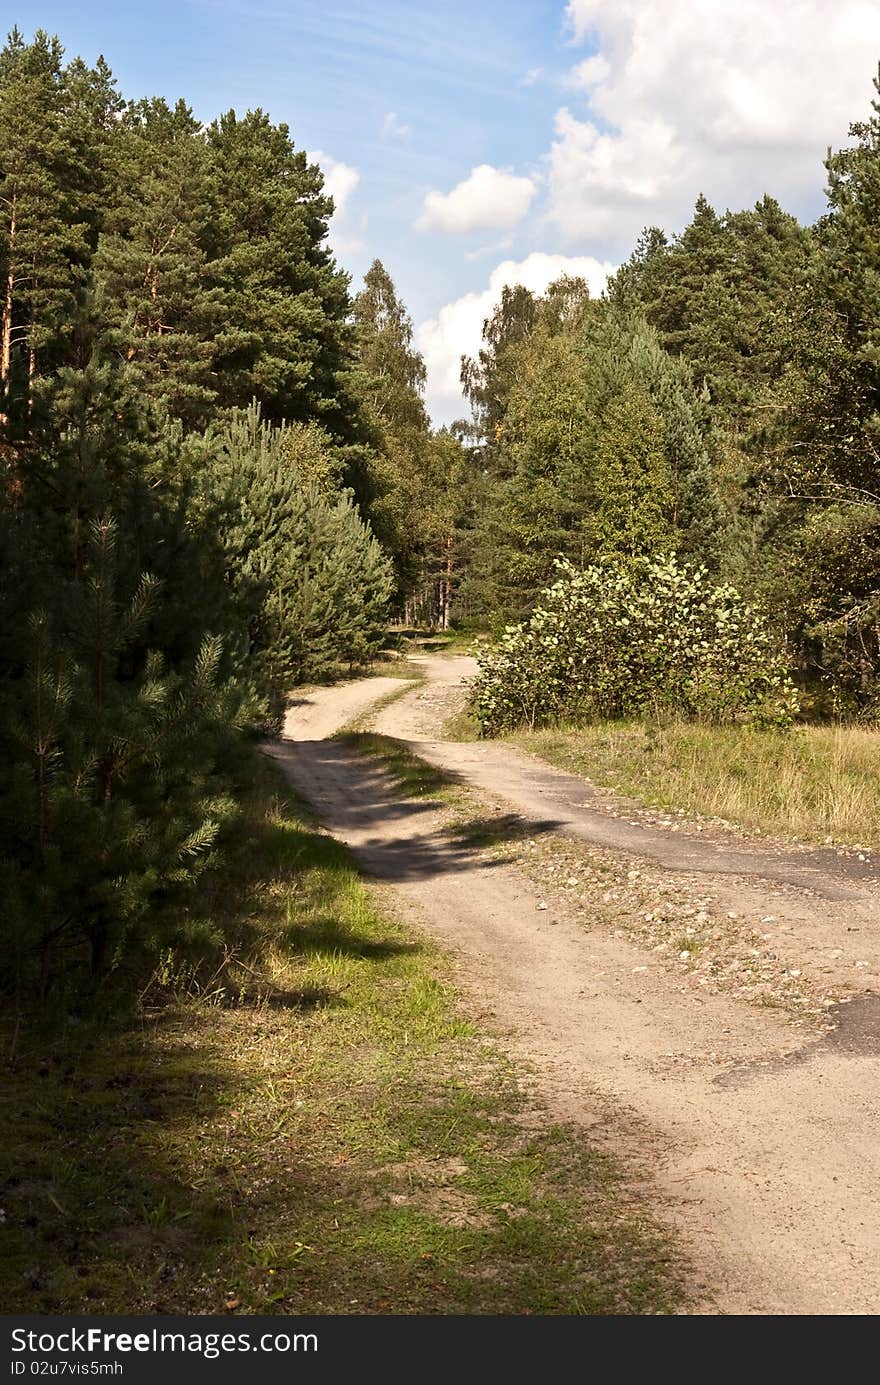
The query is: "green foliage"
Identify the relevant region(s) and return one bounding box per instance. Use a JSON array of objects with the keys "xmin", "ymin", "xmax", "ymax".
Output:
[
  {"xmin": 354, "ymin": 259, "xmax": 428, "ymax": 436},
  {"xmin": 591, "ymin": 311, "xmax": 721, "ymax": 564},
  {"xmin": 0, "ymin": 29, "xmax": 369, "ymax": 449},
  {"xmin": 609, "ymin": 193, "xmax": 811, "ymax": 421},
  {"xmin": 0, "ymin": 30, "xmax": 401, "ymax": 1010},
  {"xmin": 748, "ymin": 67, "xmax": 880, "ymax": 707},
  {"xmin": 462, "ymin": 283, "xmax": 717, "ymax": 620},
  {"xmin": 0, "ymin": 498, "xmax": 256, "ymax": 1000},
  {"xmin": 587, "ymin": 384, "xmax": 676, "ymax": 558},
  {"xmin": 352, "ymin": 259, "xmax": 469, "ymax": 624},
  {"xmin": 201, "ymin": 403, "xmax": 394, "ymax": 691},
  {"xmin": 461, "ymin": 275, "xmax": 592, "ymax": 444},
  {"xmin": 765, "ymin": 502, "xmax": 880, "ymax": 716},
  {"xmin": 470, "ymin": 557, "xmax": 798, "ymax": 735},
  {"xmin": 5, "ymin": 15, "xmax": 880, "ymax": 1019},
  {"xmin": 0, "ymin": 28, "xmax": 97, "ymax": 430},
  {"xmin": 204, "ymin": 109, "xmax": 359, "ymax": 443},
  {"xmin": 92, "ymin": 98, "xmax": 220, "ymax": 426},
  {"xmin": 459, "ymin": 82, "xmax": 880, "ymax": 715},
  {"xmin": 352, "ymin": 259, "xmax": 431, "ymax": 586}
]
